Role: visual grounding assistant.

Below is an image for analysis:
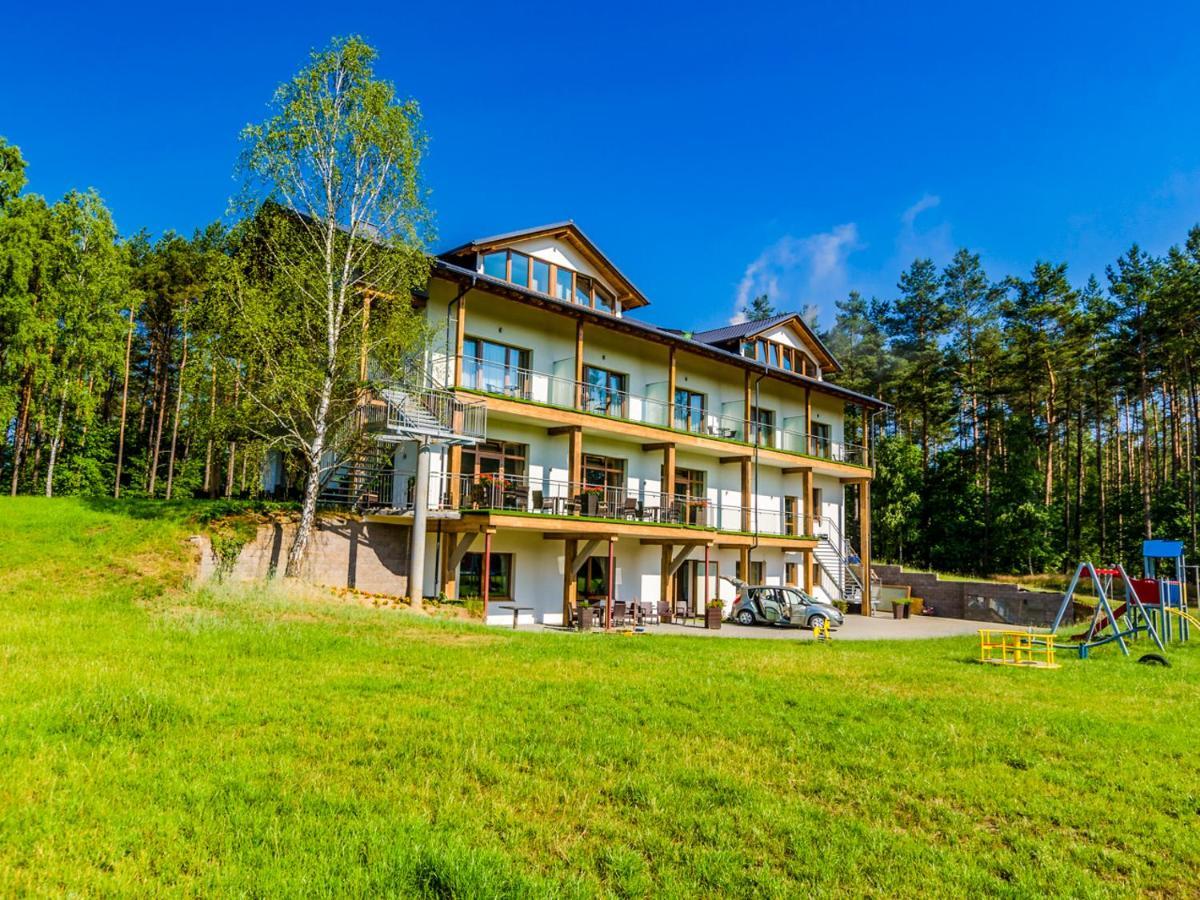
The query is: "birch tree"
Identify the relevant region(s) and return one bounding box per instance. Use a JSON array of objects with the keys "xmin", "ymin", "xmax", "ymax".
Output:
[{"xmin": 235, "ymin": 35, "xmax": 431, "ymax": 576}]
